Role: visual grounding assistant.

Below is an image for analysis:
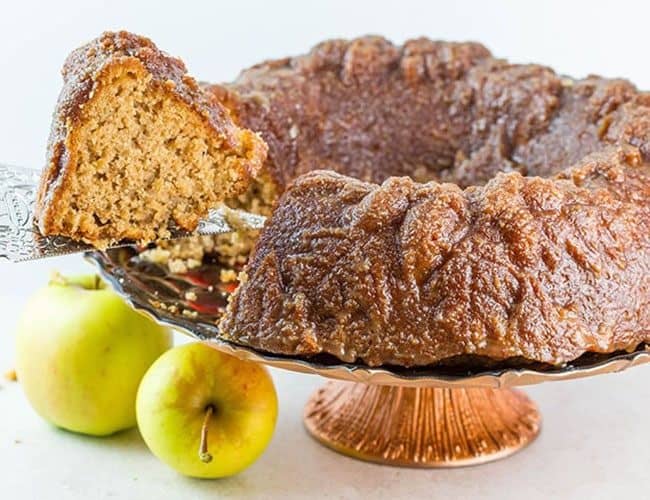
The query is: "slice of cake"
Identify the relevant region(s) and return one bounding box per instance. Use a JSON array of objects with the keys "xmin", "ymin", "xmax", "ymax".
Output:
[{"xmin": 35, "ymin": 31, "xmax": 267, "ymax": 247}]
